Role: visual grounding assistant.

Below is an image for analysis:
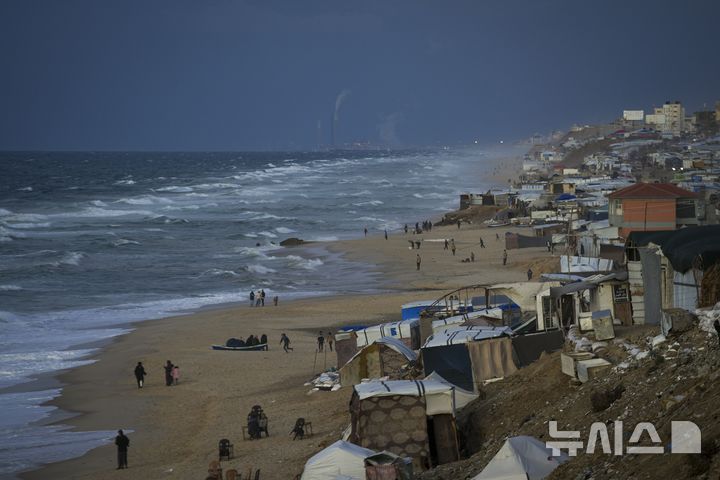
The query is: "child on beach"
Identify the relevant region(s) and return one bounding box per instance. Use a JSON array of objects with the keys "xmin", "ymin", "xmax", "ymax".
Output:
[
  {"xmin": 280, "ymin": 333, "xmax": 293, "ymax": 352},
  {"xmin": 172, "ymin": 365, "xmax": 180, "ymax": 385}
]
